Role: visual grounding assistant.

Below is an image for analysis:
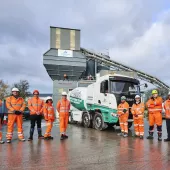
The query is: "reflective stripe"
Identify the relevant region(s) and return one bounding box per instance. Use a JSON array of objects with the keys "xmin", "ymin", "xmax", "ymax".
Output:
[
  {"xmin": 134, "ymin": 124, "xmax": 138, "ymax": 126},
  {"xmin": 124, "ymin": 123, "xmax": 128, "ymax": 125},
  {"xmin": 11, "ymin": 104, "xmax": 22, "ymax": 106},
  {"xmin": 32, "ymin": 104, "xmax": 42, "ymax": 106},
  {"xmin": 139, "ymin": 125, "xmax": 144, "ymax": 127},
  {"xmin": 118, "ymin": 108, "xmax": 127, "ymax": 110},
  {"xmin": 119, "ymin": 123, "xmax": 123, "ymax": 125},
  {"xmin": 149, "ymin": 109, "xmax": 162, "ymax": 111},
  {"xmin": 7, "ymin": 133, "xmax": 13, "ymax": 135}
]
